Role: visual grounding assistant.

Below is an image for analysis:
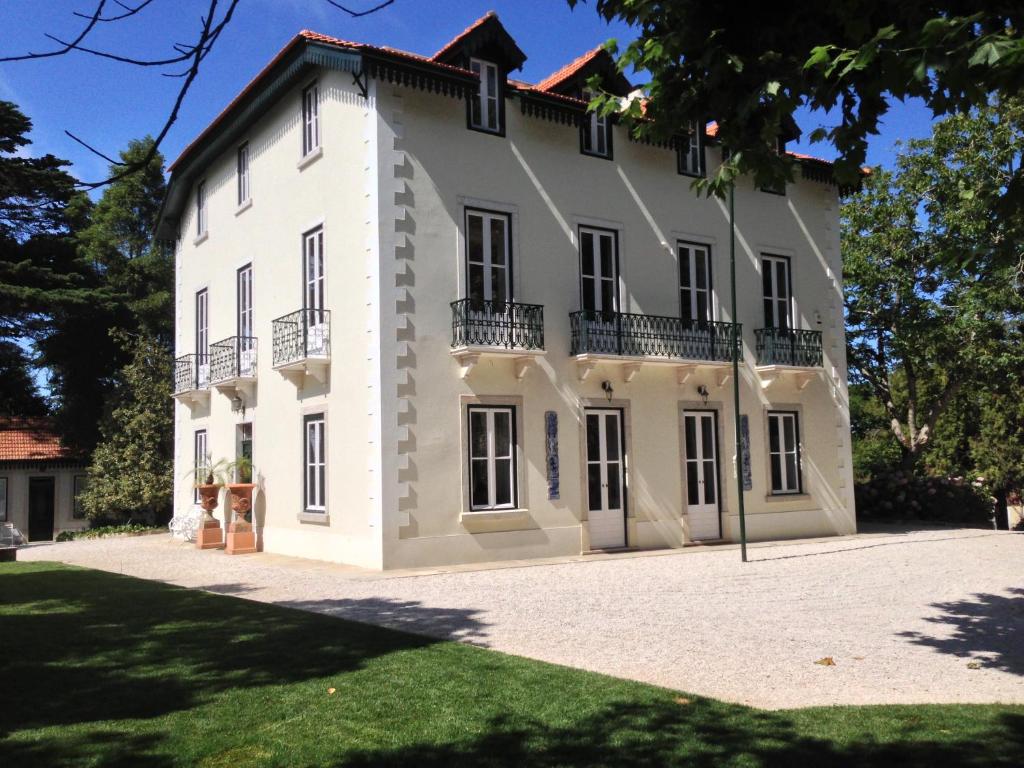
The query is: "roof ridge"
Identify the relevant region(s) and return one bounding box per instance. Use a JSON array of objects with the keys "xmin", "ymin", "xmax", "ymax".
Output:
[
  {"xmin": 534, "ymin": 46, "xmax": 606, "ymax": 92},
  {"xmin": 431, "ymin": 10, "xmax": 498, "ymax": 60}
]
